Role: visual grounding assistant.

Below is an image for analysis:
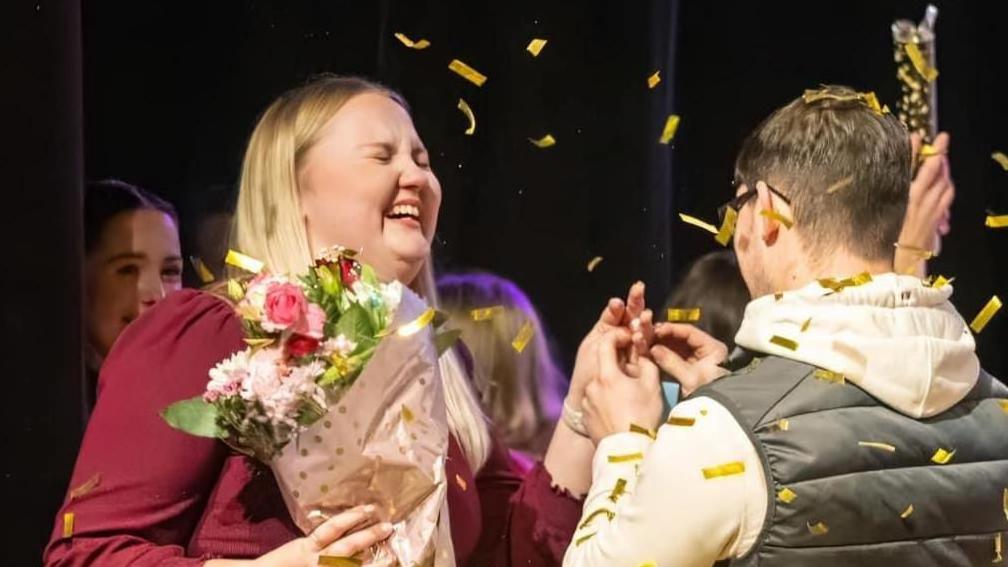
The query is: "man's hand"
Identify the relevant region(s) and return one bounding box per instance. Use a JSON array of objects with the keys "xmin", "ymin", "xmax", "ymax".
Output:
[
  {"xmin": 582, "ymin": 329, "xmax": 663, "ymax": 444},
  {"xmin": 649, "ymin": 322, "xmax": 729, "ymax": 397}
]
